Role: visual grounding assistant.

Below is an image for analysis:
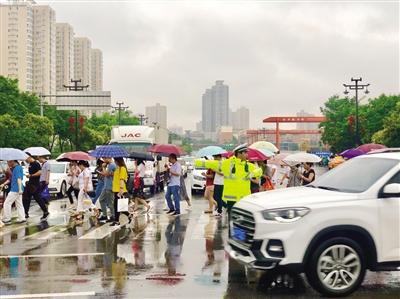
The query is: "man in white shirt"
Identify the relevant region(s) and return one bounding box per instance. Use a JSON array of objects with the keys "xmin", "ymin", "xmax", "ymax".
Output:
[{"xmin": 212, "ymin": 154, "xmax": 225, "ymax": 217}]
